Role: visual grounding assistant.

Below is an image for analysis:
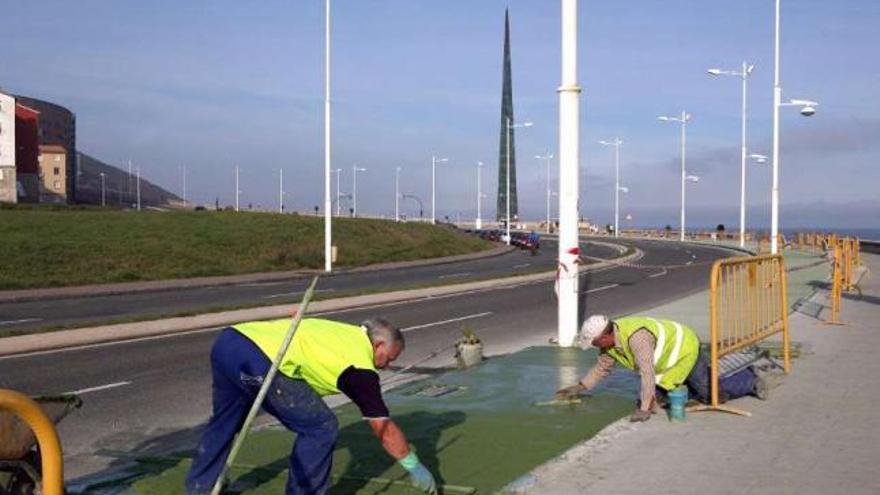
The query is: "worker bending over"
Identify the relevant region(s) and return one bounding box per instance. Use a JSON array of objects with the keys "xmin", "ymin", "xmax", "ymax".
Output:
[
  {"xmin": 186, "ymin": 317, "xmax": 437, "ymax": 495},
  {"xmin": 556, "ymin": 315, "xmax": 766, "ymax": 422}
]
